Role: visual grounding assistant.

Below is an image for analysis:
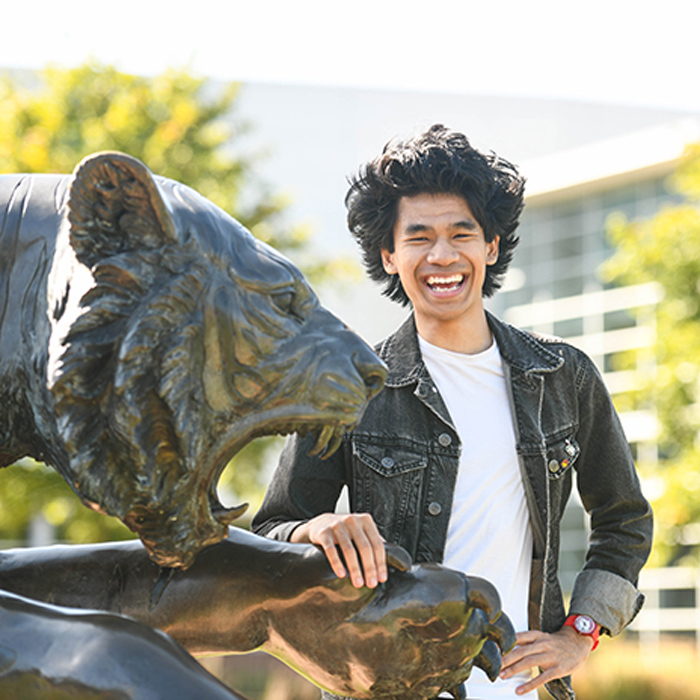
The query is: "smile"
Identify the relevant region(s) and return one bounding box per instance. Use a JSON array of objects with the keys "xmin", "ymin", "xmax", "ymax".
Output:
[{"xmin": 425, "ymin": 274, "xmax": 465, "ymax": 293}]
